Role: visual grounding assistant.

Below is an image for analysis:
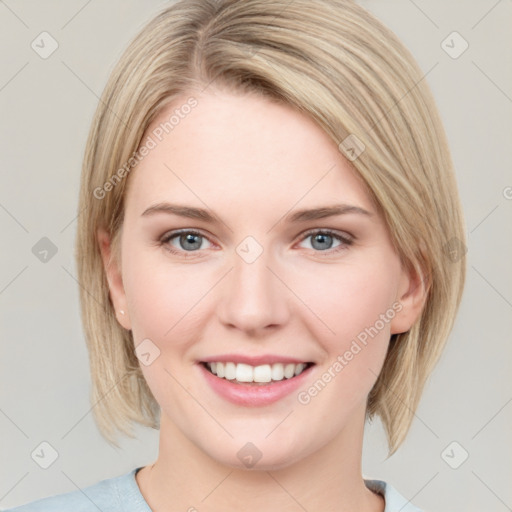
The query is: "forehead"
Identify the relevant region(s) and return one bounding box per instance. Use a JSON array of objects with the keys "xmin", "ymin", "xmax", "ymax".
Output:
[{"xmin": 124, "ymin": 89, "xmax": 374, "ymax": 221}]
